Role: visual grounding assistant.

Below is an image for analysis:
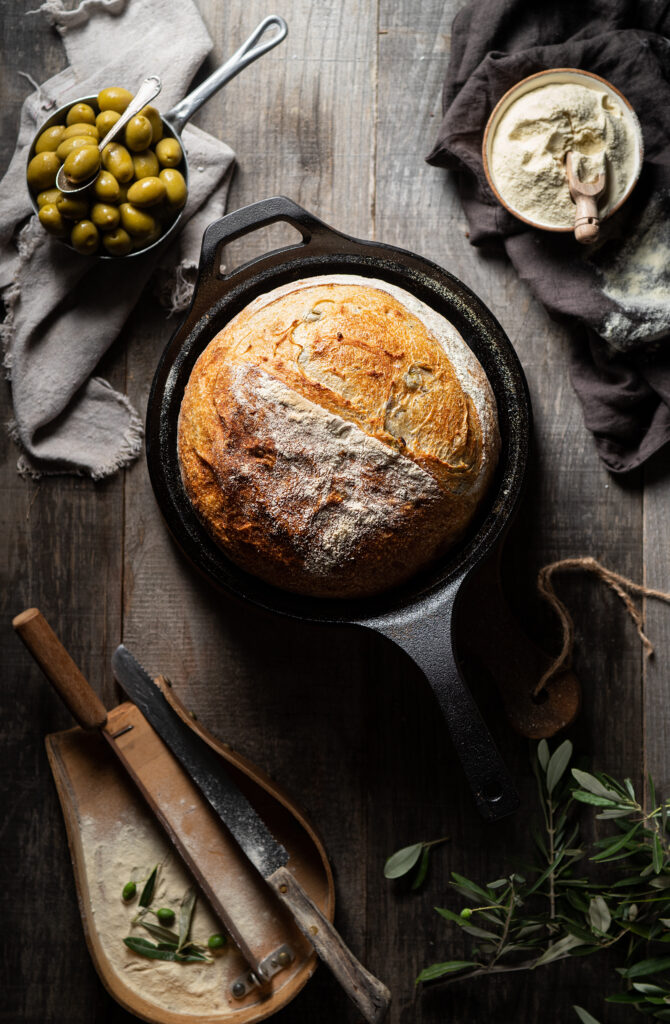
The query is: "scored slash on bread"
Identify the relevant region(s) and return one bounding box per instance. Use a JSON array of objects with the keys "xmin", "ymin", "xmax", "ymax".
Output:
[{"xmin": 177, "ymin": 275, "xmax": 500, "ymax": 598}]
